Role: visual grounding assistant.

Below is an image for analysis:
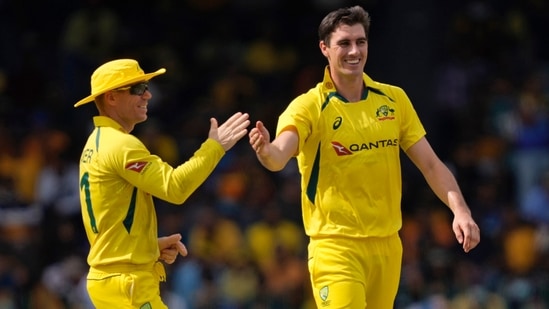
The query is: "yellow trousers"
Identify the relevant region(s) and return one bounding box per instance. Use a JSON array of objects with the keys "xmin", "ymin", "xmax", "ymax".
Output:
[
  {"xmin": 87, "ymin": 262, "xmax": 167, "ymax": 309},
  {"xmin": 308, "ymin": 234, "xmax": 402, "ymax": 308}
]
